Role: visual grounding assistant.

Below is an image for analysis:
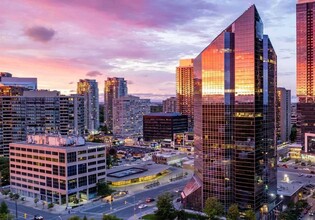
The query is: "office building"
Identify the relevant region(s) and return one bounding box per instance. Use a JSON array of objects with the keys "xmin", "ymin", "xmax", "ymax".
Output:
[
  {"xmin": 291, "ymin": 103, "xmax": 297, "ymax": 125},
  {"xmin": 277, "ymin": 88, "xmax": 291, "ymax": 143},
  {"xmin": 182, "ymin": 5, "xmax": 277, "ymax": 217},
  {"xmin": 143, "ymin": 113, "xmax": 188, "ymax": 142},
  {"xmin": 296, "ymin": 0, "xmax": 315, "ymax": 145},
  {"xmin": 0, "ymin": 73, "xmax": 37, "ymax": 90},
  {"xmin": 176, "ymin": 59, "xmax": 194, "ymax": 130},
  {"xmin": 113, "ymin": 95, "xmax": 150, "ymax": 138},
  {"xmin": 149, "ymin": 103, "xmax": 163, "ymax": 113},
  {"xmin": 0, "ymin": 90, "xmax": 84, "ymax": 156},
  {"xmin": 104, "ymin": 77, "xmax": 127, "ymax": 132},
  {"xmin": 162, "ymin": 97, "xmax": 176, "ymax": 112},
  {"xmin": 9, "ymin": 134, "xmax": 107, "ymax": 205},
  {"xmin": 77, "ymin": 79, "xmax": 99, "ymax": 132}
]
